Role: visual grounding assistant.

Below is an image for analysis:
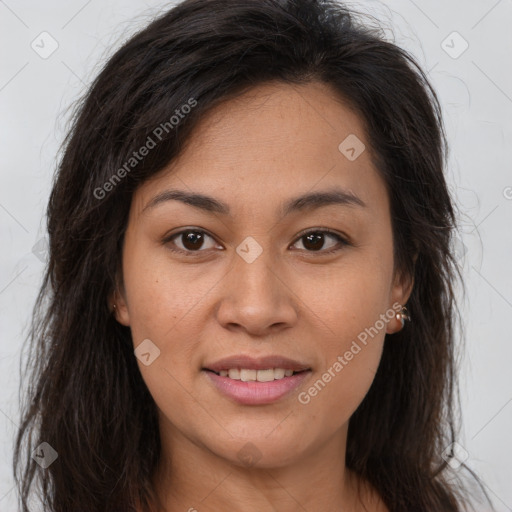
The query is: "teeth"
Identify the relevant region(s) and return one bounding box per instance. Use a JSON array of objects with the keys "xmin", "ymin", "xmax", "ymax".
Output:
[
  {"xmin": 228, "ymin": 369, "xmax": 240, "ymax": 379},
  {"xmin": 273, "ymin": 368, "xmax": 285, "ymax": 379},
  {"xmin": 256, "ymin": 369, "xmax": 275, "ymax": 382},
  {"xmin": 240, "ymin": 369, "xmax": 257, "ymax": 382},
  {"xmin": 216, "ymin": 368, "xmax": 300, "ymax": 381}
]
